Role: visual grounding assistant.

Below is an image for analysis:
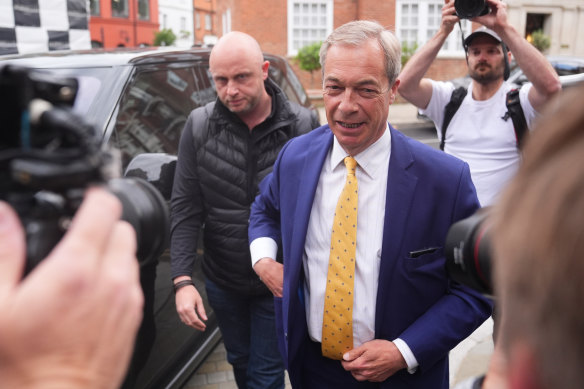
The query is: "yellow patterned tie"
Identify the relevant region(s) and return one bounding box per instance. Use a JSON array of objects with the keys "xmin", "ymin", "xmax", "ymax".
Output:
[{"xmin": 322, "ymin": 156, "xmax": 358, "ymax": 360}]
